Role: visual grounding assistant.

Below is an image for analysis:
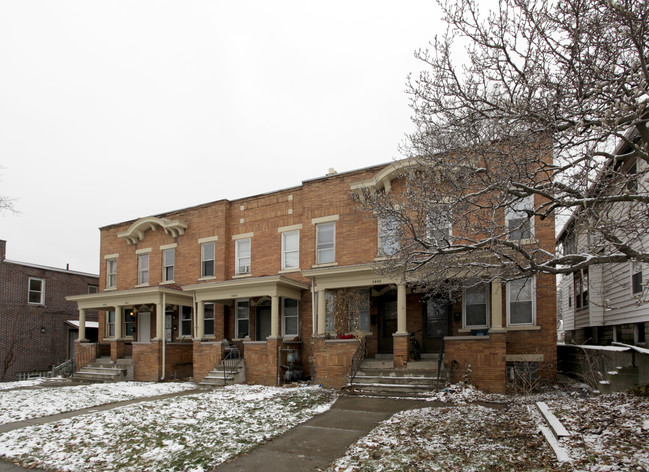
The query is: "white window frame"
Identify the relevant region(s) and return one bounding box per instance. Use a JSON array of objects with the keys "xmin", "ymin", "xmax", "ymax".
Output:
[
  {"xmin": 236, "ymin": 238, "xmax": 251, "ymax": 275},
  {"xmin": 162, "ymin": 248, "xmax": 175, "ymax": 282},
  {"xmin": 378, "ymin": 215, "xmax": 399, "ymax": 256},
  {"xmin": 281, "ymin": 230, "xmax": 300, "ymax": 270},
  {"xmin": 201, "ymin": 242, "xmax": 215, "ymax": 278},
  {"xmin": 138, "ymin": 253, "xmax": 150, "ymax": 285},
  {"xmin": 124, "ymin": 308, "xmax": 135, "ymax": 338},
  {"xmin": 106, "ymin": 310, "xmax": 116, "ymax": 338},
  {"xmin": 282, "ymin": 298, "xmax": 299, "ymax": 337},
  {"xmin": 462, "ymin": 284, "xmax": 490, "ymax": 329},
  {"xmin": 27, "ymin": 277, "xmax": 45, "ymax": 305},
  {"xmin": 505, "ymin": 194, "xmax": 534, "ymax": 241},
  {"xmin": 632, "ymin": 261, "xmax": 643, "ymax": 295},
  {"xmin": 235, "ymin": 299, "xmax": 250, "ymax": 339},
  {"xmin": 106, "ymin": 258, "xmax": 117, "ymax": 289},
  {"xmin": 316, "ymin": 222, "xmax": 336, "ymax": 264},
  {"xmin": 427, "ymin": 204, "xmax": 452, "ymax": 248},
  {"xmin": 180, "ymin": 306, "xmax": 192, "ymax": 338},
  {"xmin": 204, "ymin": 302, "xmax": 215, "ymax": 337},
  {"xmin": 506, "ymin": 277, "xmax": 536, "ymax": 326}
]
